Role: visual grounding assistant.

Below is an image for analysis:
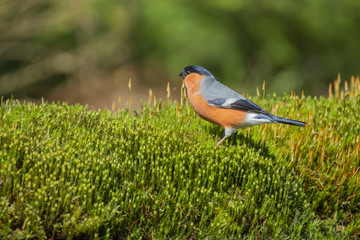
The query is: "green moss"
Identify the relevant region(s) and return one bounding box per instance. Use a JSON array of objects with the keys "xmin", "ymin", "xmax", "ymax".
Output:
[{"xmin": 0, "ymin": 78, "xmax": 359, "ymax": 239}]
